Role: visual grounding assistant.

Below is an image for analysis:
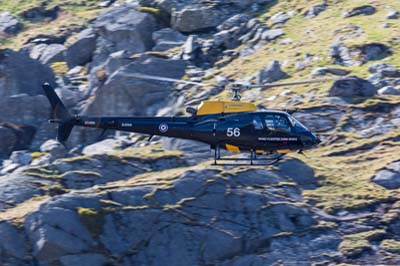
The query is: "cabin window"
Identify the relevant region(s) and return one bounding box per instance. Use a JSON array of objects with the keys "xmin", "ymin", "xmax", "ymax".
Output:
[
  {"xmin": 273, "ymin": 115, "xmax": 291, "ymax": 132},
  {"xmin": 253, "ymin": 117, "xmax": 263, "ymax": 130},
  {"xmin": 263, "ymin": 114, "xmax": 291, "ymax": 132}
]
